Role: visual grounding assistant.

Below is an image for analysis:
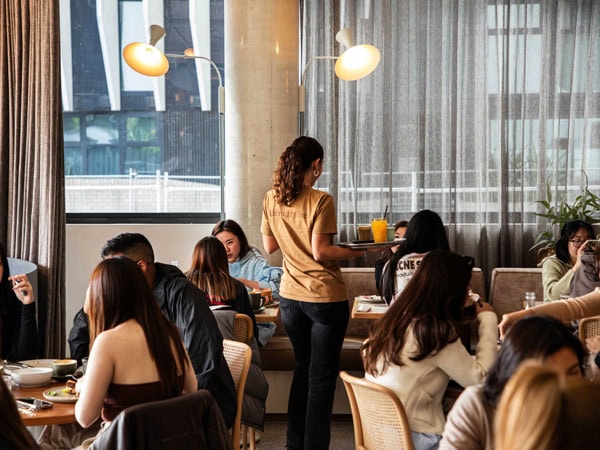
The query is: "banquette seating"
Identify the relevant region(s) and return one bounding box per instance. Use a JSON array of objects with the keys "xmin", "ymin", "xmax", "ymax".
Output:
[
  {"xmin": 488, "ymin": 268, "xmax": 543, "ymax": 321},
  {"xmin": 259, "ymin": 266, "xmax": 488, "ymax": 413}
]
